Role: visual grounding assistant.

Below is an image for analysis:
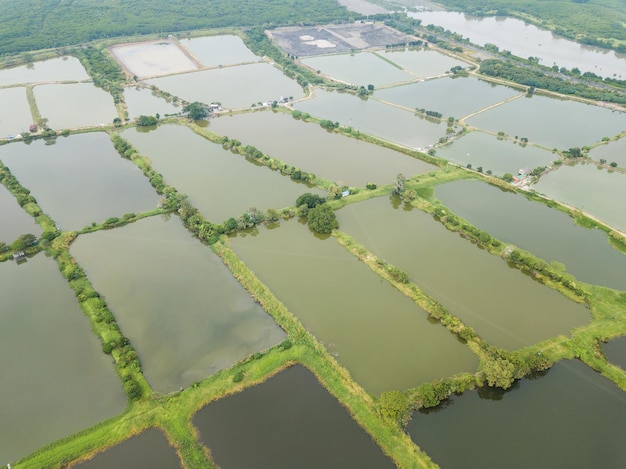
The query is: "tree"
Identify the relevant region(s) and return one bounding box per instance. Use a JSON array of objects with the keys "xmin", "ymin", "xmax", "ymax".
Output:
[
  {"xmin": 483, "ymin": 357, "xmax": 515, "ymax": 389},
  {"xmin": 392, "ymin": 173, "xmax": 405, "ymax": 195},
  {"xmin": 307, "ymin": 204, "xmax": 338, "ymax": 234},
  {"xmin": 380, "ymin": 390, "xmax": 409, "ymax": 422},
  {"xmin": 296, "ymin": 192, "xmax": 326, "ymax": 208},
  {"xmin": 11, "ymin": 233, "xmax": 37, "ymax": 251},
  {"xmin": 137, "ymin": 115, "xmax": 157, "ymax": 126},
  {"xmin": 183, "ymin": 102, "xmax": 210, "ymax": 120}
]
